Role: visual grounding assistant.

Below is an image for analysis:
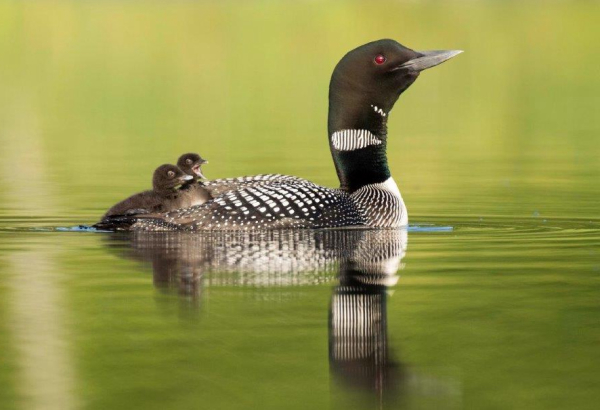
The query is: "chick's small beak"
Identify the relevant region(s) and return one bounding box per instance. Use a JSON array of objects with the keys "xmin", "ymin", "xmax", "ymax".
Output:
[
  {"xmin": 399, "ymin": 49, "xmax": 463, "ymax": 72},
  {"xmin": 192, "ymin": 164, "xmax": 207, "ymax": 179},
  {"xmin": 181, "ymin": 175, "xmax": 194, "ymax": 181}
]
